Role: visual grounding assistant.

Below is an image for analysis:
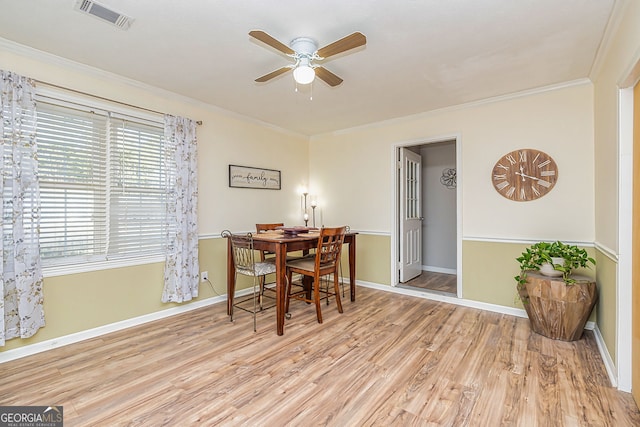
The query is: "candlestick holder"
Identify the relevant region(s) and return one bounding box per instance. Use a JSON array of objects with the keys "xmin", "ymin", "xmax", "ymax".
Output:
[
  {"xmin": 311, "ymin": 205, "xmax": 316, "ymax": 228},
  {"xmin": 310, "ymin": 196, "xmax": 318, "ymax": 228},
  {"xmin": 302, "ymin": 191, "xmax": 309, "ymax": 226}
]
